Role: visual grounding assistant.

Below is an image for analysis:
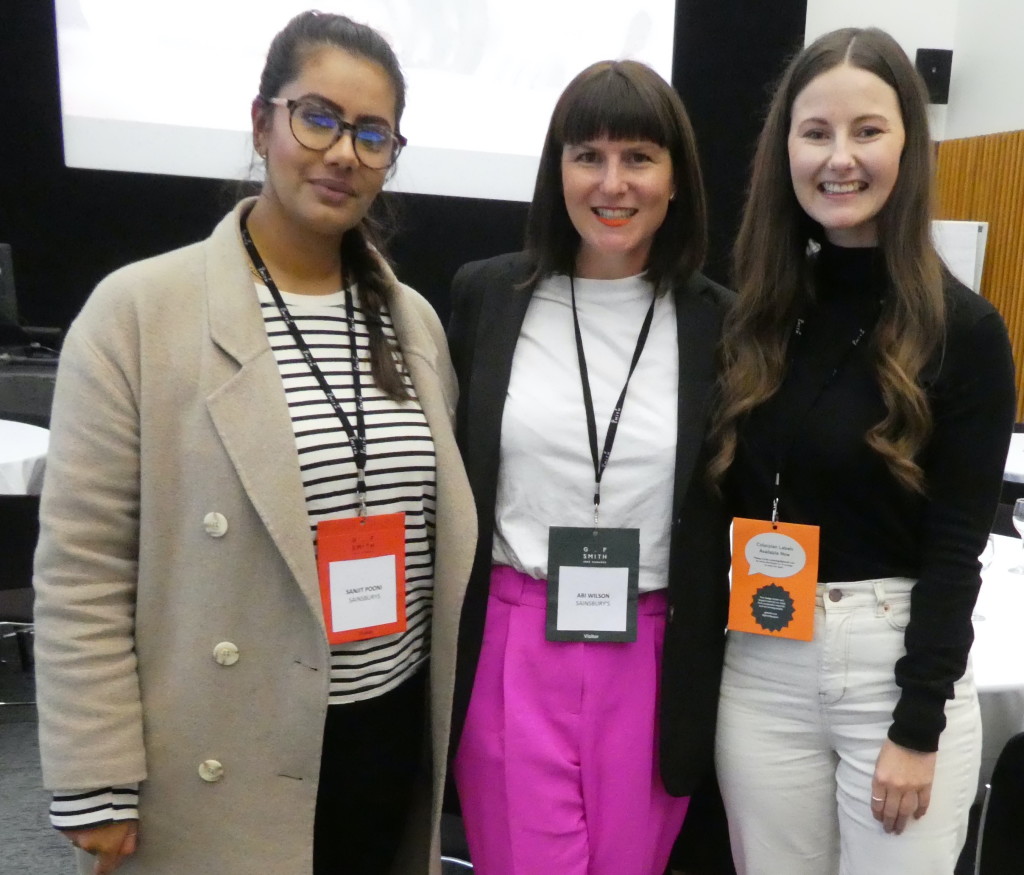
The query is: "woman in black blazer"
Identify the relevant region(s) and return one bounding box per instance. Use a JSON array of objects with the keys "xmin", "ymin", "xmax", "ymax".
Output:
[{"xmin": 446, "ymin": 60, "xmax": 733, "ymax": 875}]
